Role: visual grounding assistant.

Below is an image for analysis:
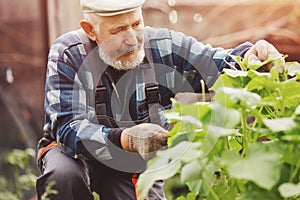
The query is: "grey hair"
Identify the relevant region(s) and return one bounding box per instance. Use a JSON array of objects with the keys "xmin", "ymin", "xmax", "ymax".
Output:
[{"xmin": 83, "ymin": 13, "xmax": 102, "ymax": 35}]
